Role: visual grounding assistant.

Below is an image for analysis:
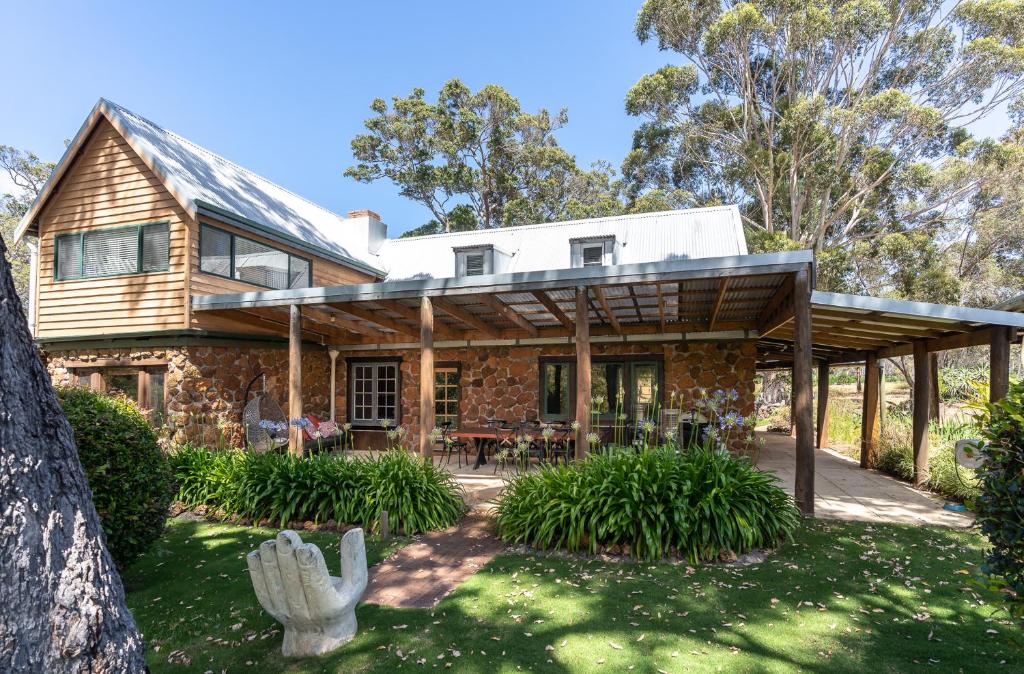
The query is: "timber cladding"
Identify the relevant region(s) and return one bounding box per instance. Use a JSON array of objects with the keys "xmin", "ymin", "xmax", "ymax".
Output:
[
  {"xmin": 32, "ymin": 118, "xmax": 375, "ymax": 341},
  {"xmin": 35, "ymin": 119, "xmax": 190, "ymax": 338}
]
